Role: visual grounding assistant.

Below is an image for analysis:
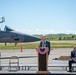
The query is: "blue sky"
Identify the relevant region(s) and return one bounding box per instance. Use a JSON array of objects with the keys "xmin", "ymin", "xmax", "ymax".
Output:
[{"xmin": 0, "ymin": 0, "xmax": 76, "ymax": 35}]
